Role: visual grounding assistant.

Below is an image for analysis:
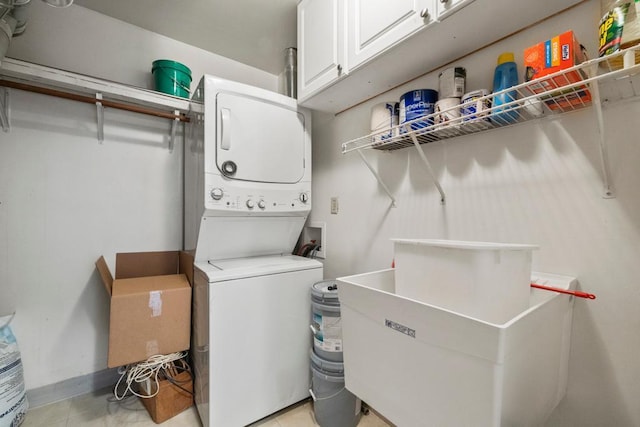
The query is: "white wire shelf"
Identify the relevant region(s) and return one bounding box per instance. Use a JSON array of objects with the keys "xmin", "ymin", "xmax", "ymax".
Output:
[
  {"xmin": 0, "ymin": 58, "xmax": 204, "ymax": 150},
  {"xmin": 342, "ymin": 45, "xmax": 640, "ymax": 154},
  {"xmin": 341, "ymin": 46, "xmax": 640, "ymax": 205},
  {"xmin": 0, "ymin": 57, "xmax": 193, "ymax": 113}
]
